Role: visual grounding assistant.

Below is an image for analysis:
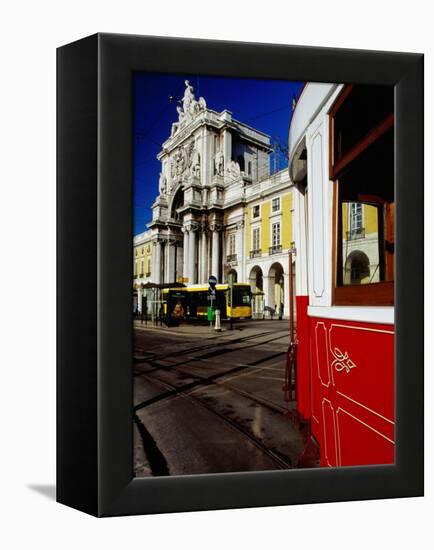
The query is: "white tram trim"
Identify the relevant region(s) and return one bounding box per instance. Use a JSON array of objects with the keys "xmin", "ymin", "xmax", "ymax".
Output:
[{"xmin": 307, "ymin": 305, "xmax": 394, "ymax": 325}]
